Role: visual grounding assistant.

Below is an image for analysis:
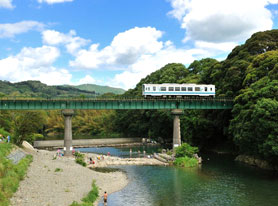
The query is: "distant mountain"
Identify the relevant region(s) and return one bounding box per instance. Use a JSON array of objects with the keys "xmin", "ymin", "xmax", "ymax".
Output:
[
  {"xmin": 0, "ymin": 80, "xmax": 124, "ymax": 98},
  {"xmin": 72, "ymin": 84, "xmax": 125, "ymax": 95}
]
